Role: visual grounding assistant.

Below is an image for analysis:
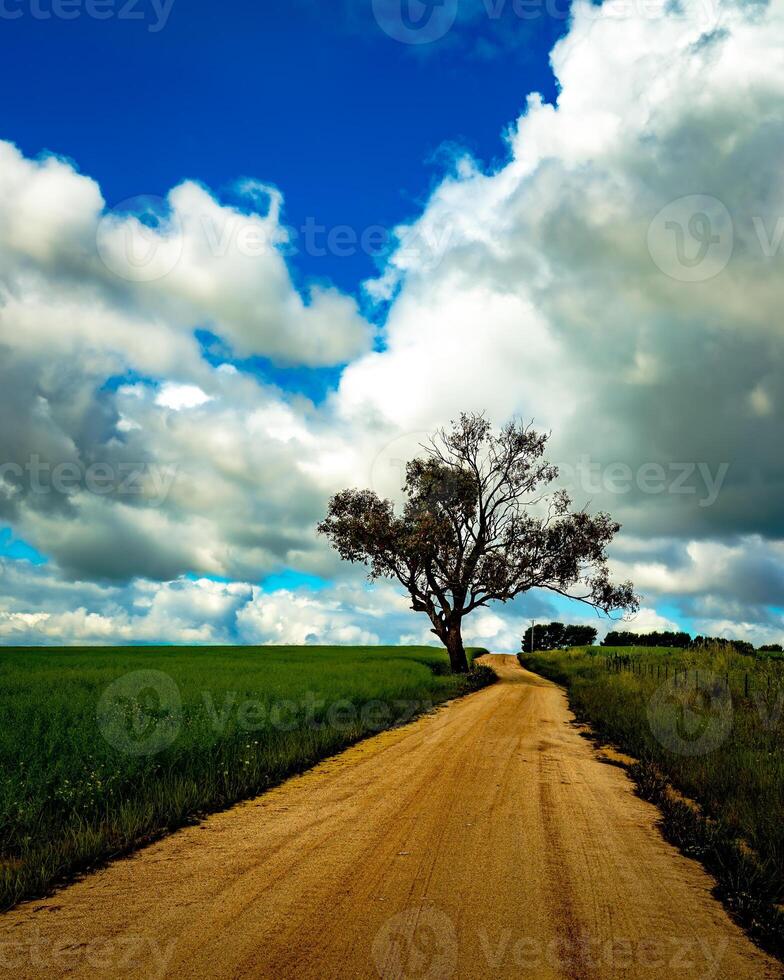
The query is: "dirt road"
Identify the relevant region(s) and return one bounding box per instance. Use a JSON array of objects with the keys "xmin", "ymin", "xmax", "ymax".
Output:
[{"xmin": 0, "ymin": 656, "xmax": 779, "ymax": 979}]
